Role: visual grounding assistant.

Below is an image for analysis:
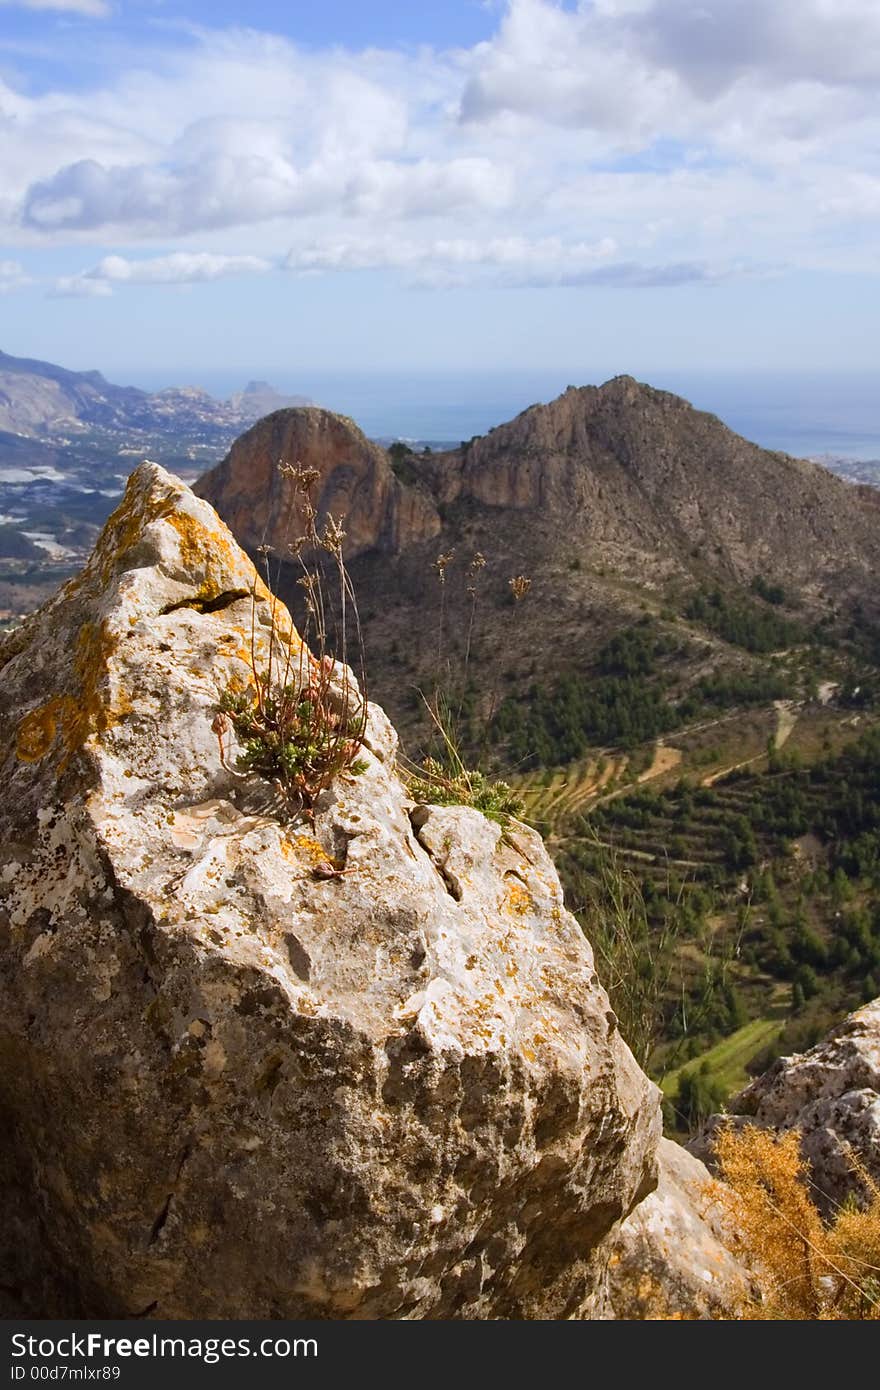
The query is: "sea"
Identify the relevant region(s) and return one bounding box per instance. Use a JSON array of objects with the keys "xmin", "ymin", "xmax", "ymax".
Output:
[{"xmin": 126, "ymin": 368, "xmax": 880, "ymax": 462}]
